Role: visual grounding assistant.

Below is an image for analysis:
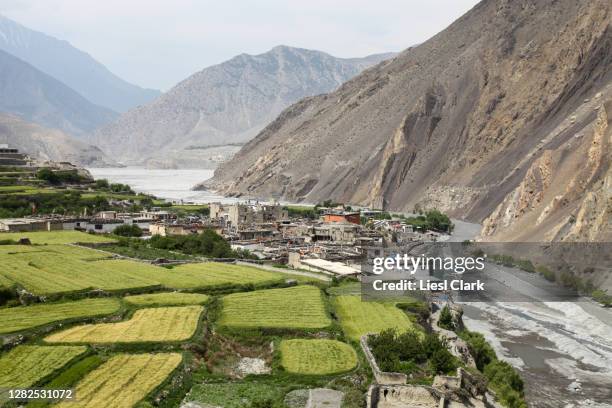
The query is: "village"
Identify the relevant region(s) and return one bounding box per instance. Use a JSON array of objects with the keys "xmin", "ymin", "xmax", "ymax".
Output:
[{"xmin": 0, "ymin": 199, "xmax": 452, "ymax": 279}]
